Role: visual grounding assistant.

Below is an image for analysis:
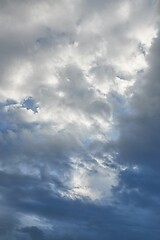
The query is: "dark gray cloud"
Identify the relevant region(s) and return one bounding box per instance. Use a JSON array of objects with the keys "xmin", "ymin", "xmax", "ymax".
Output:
[
  {"xmin": 20, "ymin": 226, "xmax": 44, "ymax": 240},
  {"xmin": 1, "ymin": 169, "xmax": 159, "ymax": 240},
  {"xmin": 112, "ymin": 25, "xmax": 160, "ymax": 223}
]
